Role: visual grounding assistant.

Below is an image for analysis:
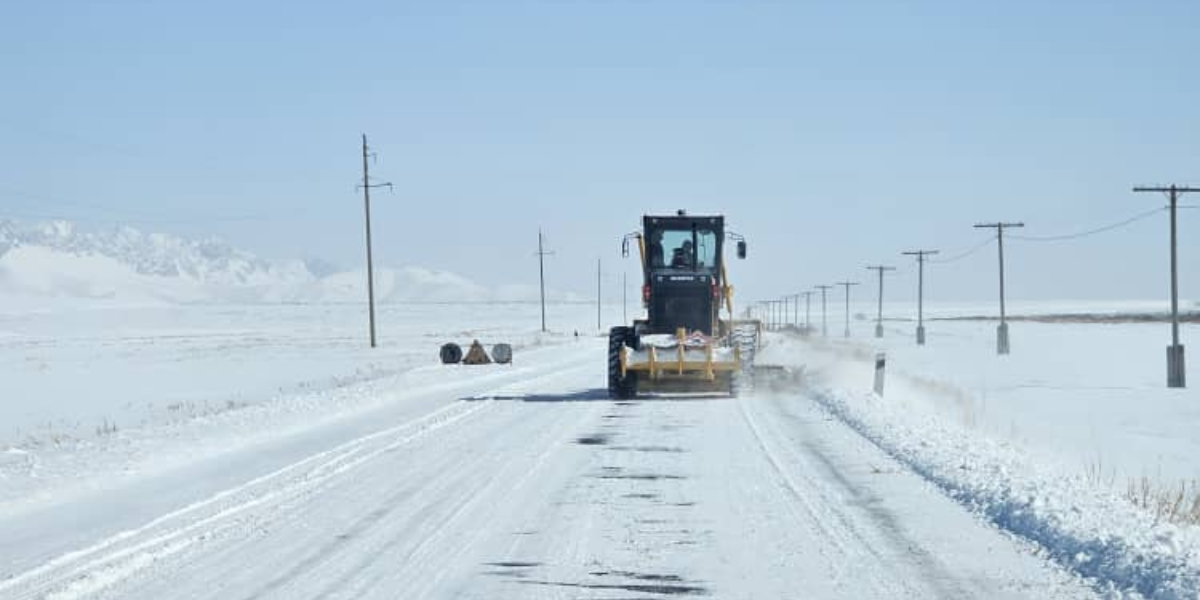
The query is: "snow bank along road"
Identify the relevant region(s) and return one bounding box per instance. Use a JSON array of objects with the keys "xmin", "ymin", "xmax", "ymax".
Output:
[{"xmin": 0, "ymin": 339, "xmax": 1097, "ymax": 599}]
